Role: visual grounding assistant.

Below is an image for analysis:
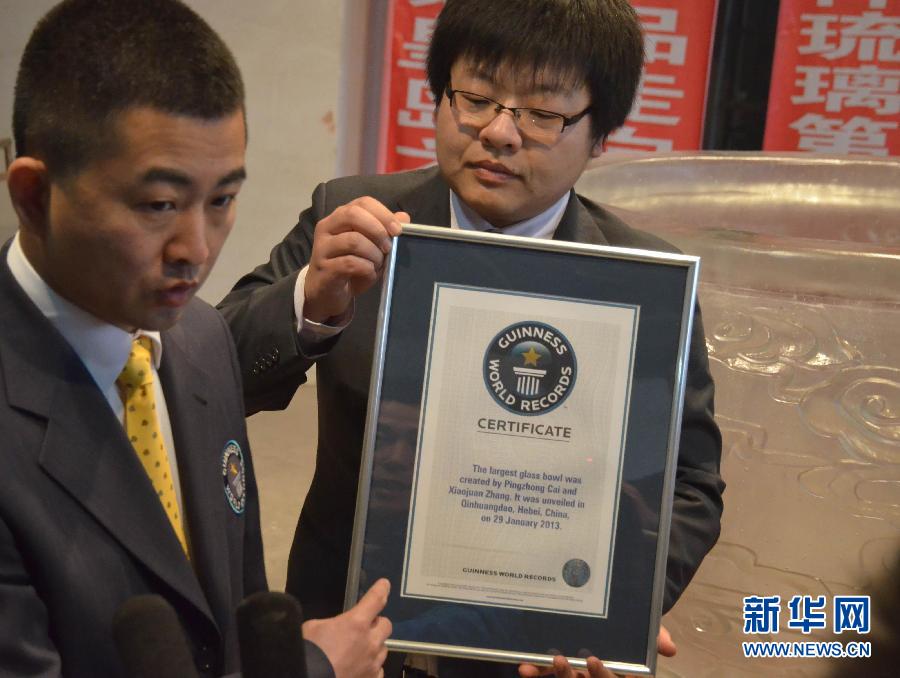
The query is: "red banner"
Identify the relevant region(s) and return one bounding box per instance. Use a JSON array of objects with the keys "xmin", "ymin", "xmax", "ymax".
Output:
[
  {"xmin": 764, "ymin": 0, "xmax": 899, "ymax": 156},
  {"xmin": 607, "ymin": 0, "xmax": 719, "ymax": 153},
  {"xmin": 377, "ymin": 0, "xmax": 444, "ymax": 173},
  {"xmin": 377, "ymin": 1, "xmax": 718, "ymax": 171}
]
